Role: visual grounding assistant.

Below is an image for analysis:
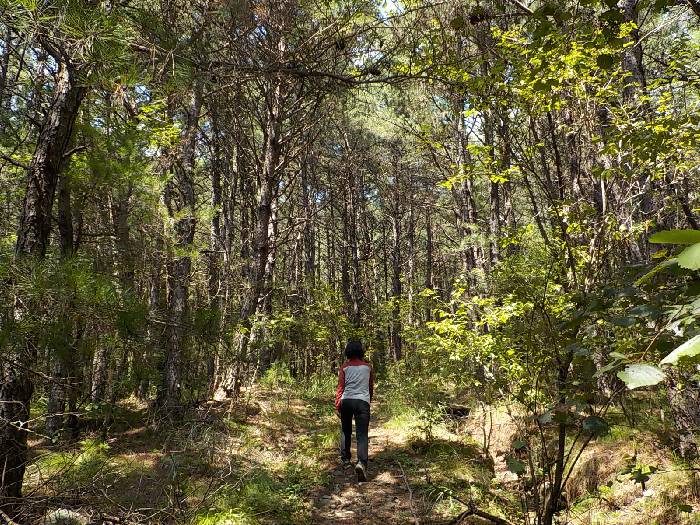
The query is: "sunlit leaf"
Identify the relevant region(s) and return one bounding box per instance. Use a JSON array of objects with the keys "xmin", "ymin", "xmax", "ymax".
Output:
[
  {"xmin": 617, "ymin": 364, "xmax": 665, "ymax": 390},
  {"xmin": 677, "ymin": 243, "xmax": 700, "ymax": 270},
  {"xmin": 635, "ymin": 258, "xmax": 678, "ymax": 286},
  {"xmin": 506, "ymin": 457, "xmax": 526, "ymax": 475},
  {"xmin": 582, "ymin": 416, "xmax": 609, "ymax": 436},
  {"xmin": 660, "ymin": 335, "xmax": 700, "ymax": 366},
  {"xmin": 649, "ymin": 230, "xmax": 700, "ymax": 245}
]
